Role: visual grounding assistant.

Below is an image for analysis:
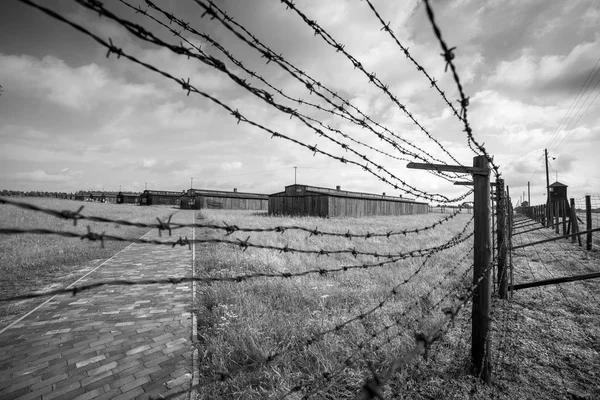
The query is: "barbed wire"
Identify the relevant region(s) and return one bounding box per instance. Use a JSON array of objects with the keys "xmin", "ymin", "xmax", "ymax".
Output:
[
  {"xmin": 157, "ymin": 219, "xmax": 475, "ymax": 400},
  {"xmin": 0, "ymin": 197, "xmax": 471, "ymax": 240},
  {"xmin": 125, "ymin": 0, "xmax": 434, "ymax": 177},
  {"xmin": 26, "ymin": 0, "xmax": 469, "ymax": 203},
  {"xmin": 75, "ymin": 0, "xmax": 442, "ymax": 200},
  {"xmin": 362, "ymin": 0, "xmax": 465, "ymax": 126},
  {"xmin": 422, "ymin": 0, "xmax": 501, "ymax": 177},
  {"xmin": 354, "ymin": 255, "xmax": 496, "ymax": 399},
  {"xmin": 0, "ymin": 222, "xmax": 474, "ymax": 305},
  {"xmin": 290, "ymin": 247, "xmax": 475, "ymax": 399},
  {"xmin": 278, "ymin": 0, "xmax": 467, "ymax": 170},
  {"xmin": 192, "ymin": 0, "xmax": 468, "ymax": 180},
  {"xmin": 0, "ymin": 218, "xmax": 472, "ymax": 260}
]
